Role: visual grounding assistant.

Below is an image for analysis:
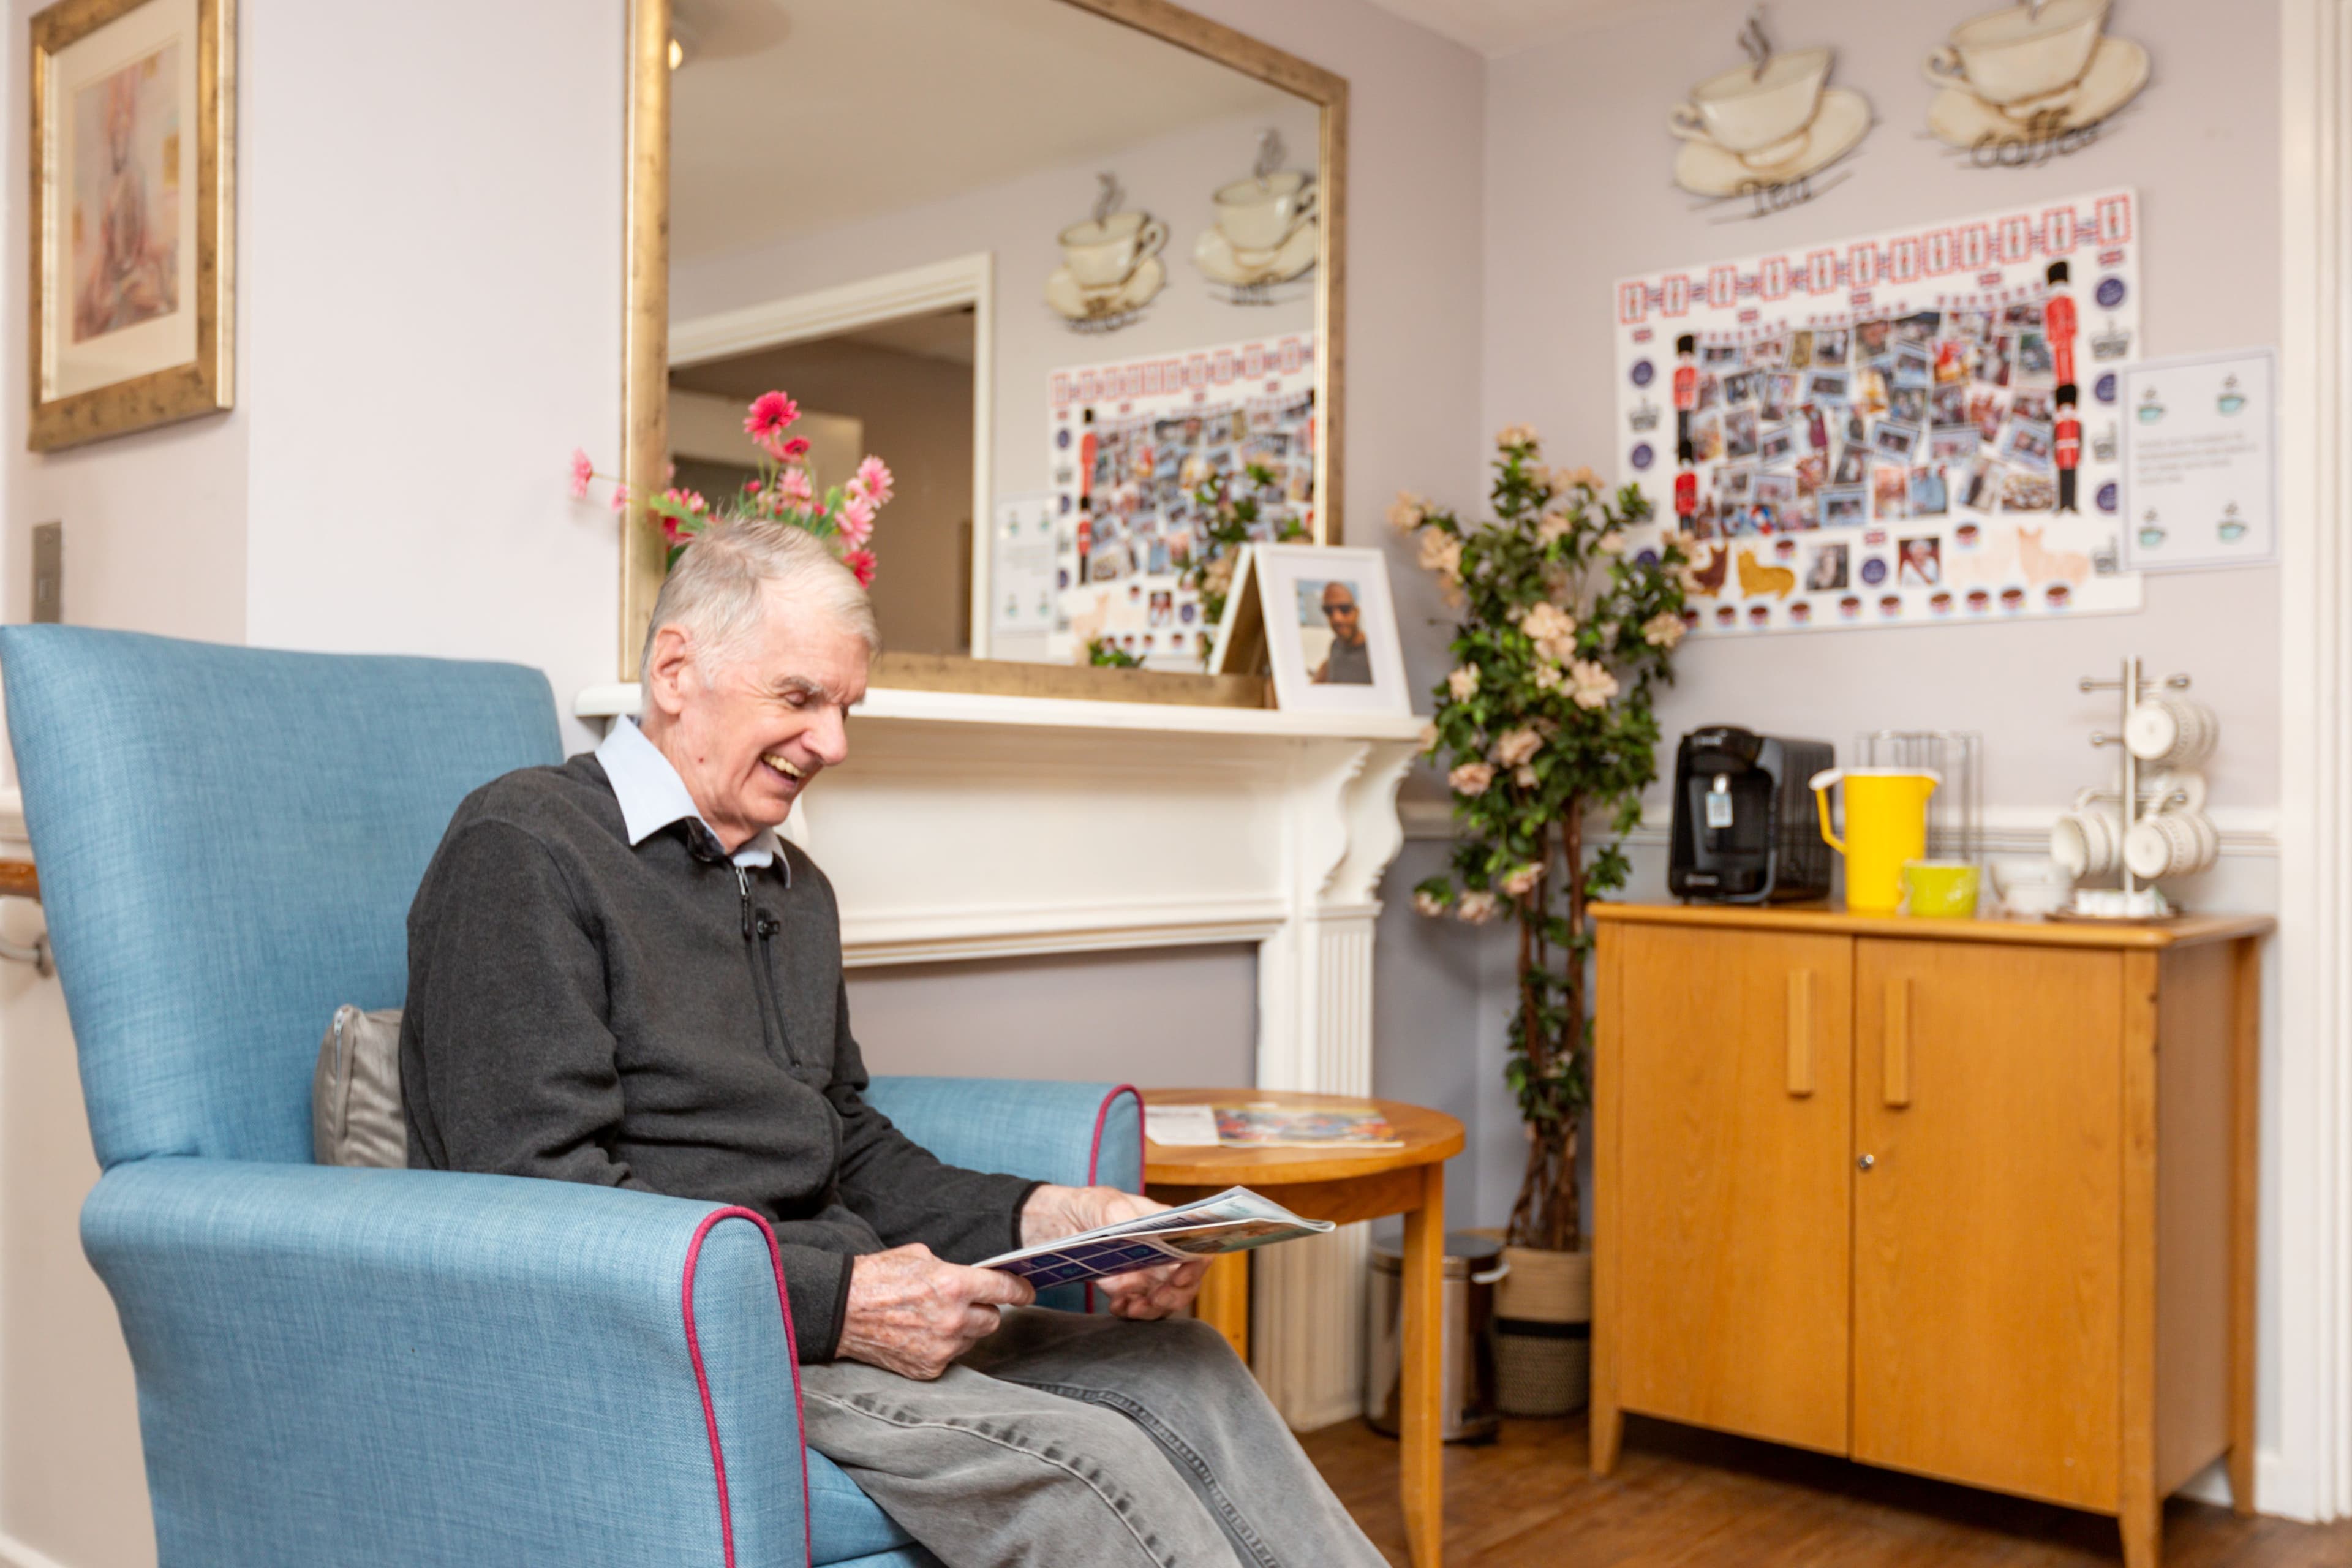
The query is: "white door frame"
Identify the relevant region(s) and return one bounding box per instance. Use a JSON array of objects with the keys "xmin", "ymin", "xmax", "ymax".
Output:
[
  {"xmin": 671, "ymin": 252, "xmax": 998, "ymax": 657},
  {"xmin": 2275, "ymin": 0, "xmax": 2351, "ymax": 1523}
]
